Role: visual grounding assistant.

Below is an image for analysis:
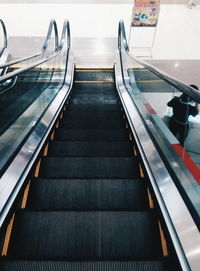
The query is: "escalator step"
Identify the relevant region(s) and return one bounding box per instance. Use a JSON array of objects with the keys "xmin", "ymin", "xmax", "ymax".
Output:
[
  {"xmin": 54, "ymin": 129, "xmax": 129, "ymax": 141},
  {"xmin": 66, "ymin": 104, "xmax": 122, "ymax": 113},
  {"xmin": 26, "ymin": 179, "xmax": 148, "ymax": 211},
  {"xmin": 72, "ymin": 93, "xmax": 118, "ymax": 100},
  {"xmin": 73, "ymin": 87, "xmax": 116, "ymax": 95},
  {"xmin": 7, "ymin": 211, "xmax": 163, "ymax": 260},
  {"xmin": 47, "ymin": 141, "xmax": 132, "ymax": 157},
  {"xmin": 65, "ymin": 110, "xmax": 123, "ymax": 122},
  {"xmin": 70, "ymin": 95, "xmax": 119, "ymax": 105},
  {"xmin": 59, "ymin": 118, "xmax": 125, "ymax": 129},
  {"xmin": 65, "ymin": 104, "xmax": 122, "ymax": 115},
  {"xmin": 0, "ymin": 259, "xmax": 175, "ymax": 271},
  {"xmin": 73, "ymin": 82, "xmax": 116, "ymax": 93},
  {"xmin": 74, "ymin": 70, "xmax": 114, "ymax": 81},
  {"xmin": 39, "ymin": 157, "xmax": 140, "ymax": 179}
]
